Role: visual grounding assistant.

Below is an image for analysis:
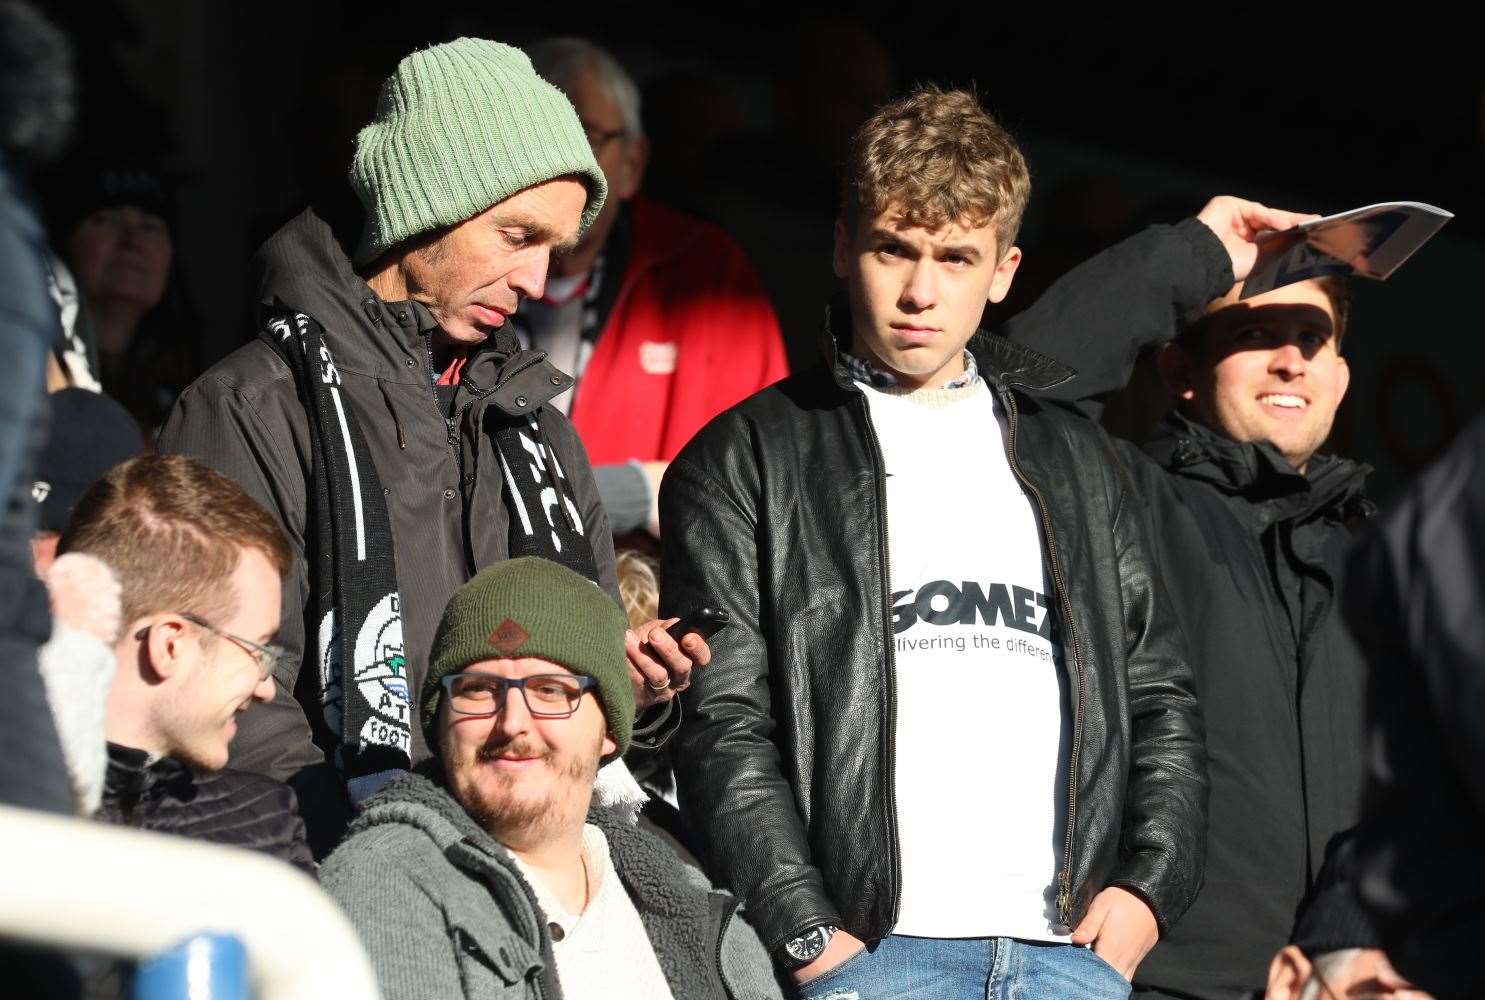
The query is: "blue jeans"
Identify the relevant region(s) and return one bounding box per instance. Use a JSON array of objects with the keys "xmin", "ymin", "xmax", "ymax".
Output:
[{"xmin": 794, "ymin": 936, "xmax": 1132, "ymax": 1000}]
